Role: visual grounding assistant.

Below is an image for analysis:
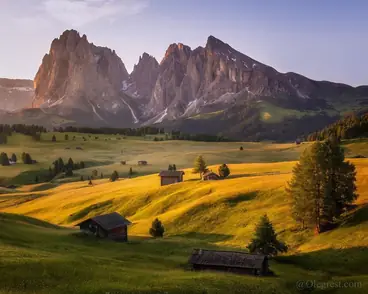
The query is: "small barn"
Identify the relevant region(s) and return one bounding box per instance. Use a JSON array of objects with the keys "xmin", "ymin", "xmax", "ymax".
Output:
[
  {"xmin": 159, "ymin": 171, "xmax": 185, "ymax": 186},
  {"xmin": 138, "ymin": 160, "xmax": 148, "ymax": 166},
  {"xmin": 75, "ymin": 212, "xmax": 131, "ymax": 242},
  {"xmin": 188, "ymin": 249, "xmax": 269, "ymax": 276},
  {"xmin": 202, "ymin": 171, "xmax": 220, "ymax": 181}
]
